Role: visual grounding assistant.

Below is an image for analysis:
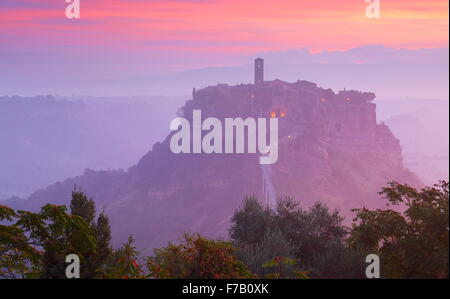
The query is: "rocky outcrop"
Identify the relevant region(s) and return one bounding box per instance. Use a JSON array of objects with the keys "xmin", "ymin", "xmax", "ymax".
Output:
[{"xmin": 10, "ymin": 79, "xmax": 420, "ymax": 250}]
